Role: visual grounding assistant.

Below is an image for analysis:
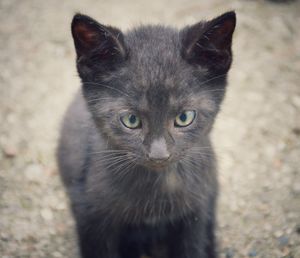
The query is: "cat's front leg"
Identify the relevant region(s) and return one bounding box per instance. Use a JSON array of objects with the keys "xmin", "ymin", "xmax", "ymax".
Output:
[
  {"xmin": 167, "ymin": 215, "xmax": 208, "ymax": 258},
  {"xmin": 204, "ymin": 217, "xmax": 218, "ymax": 258},
  {"xmin": 204, "ymin": 196, "xmax": 218, "ymax": 258},
  {"xmin": 76, "ymin": 214, "xmax": 121, "ymax": 258}
]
